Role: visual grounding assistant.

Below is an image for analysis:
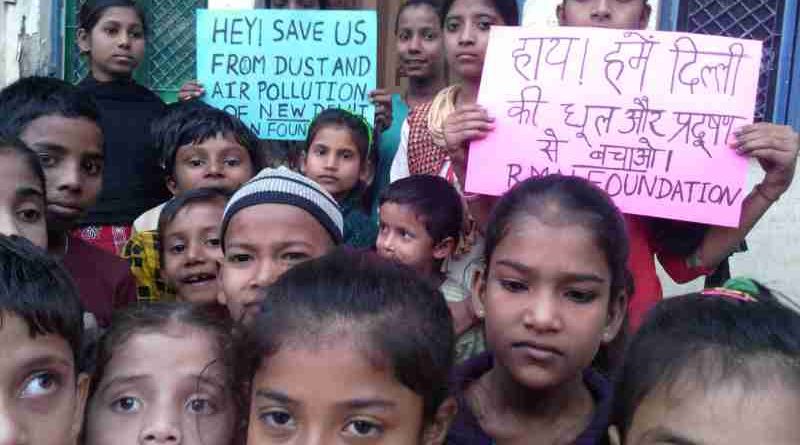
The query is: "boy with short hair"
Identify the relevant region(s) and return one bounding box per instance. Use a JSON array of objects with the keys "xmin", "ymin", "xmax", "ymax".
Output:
[
  {"xmin": 123, "ymin": 101, "xmax": 264, "ymax": 301},
  {"xmin": 0, "ymin": 76, "xmax": 136, "ymax": 327},
  {"xmin": 0, "ymin": 235, "xmax": 90, "ymax": 445},
  {"xmin": 219, "ymin": 166, "xmax": 343, "ymax": 324},
  {"xmin": 376, "ymin": 174, "xmax": 484, "ymax": 361}
]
